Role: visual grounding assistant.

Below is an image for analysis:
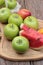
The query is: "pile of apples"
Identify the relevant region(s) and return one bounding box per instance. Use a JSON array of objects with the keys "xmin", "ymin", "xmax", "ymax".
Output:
[{"xmin": 0, "ymin": 1, "xmax": 43, "ymax": 54}]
